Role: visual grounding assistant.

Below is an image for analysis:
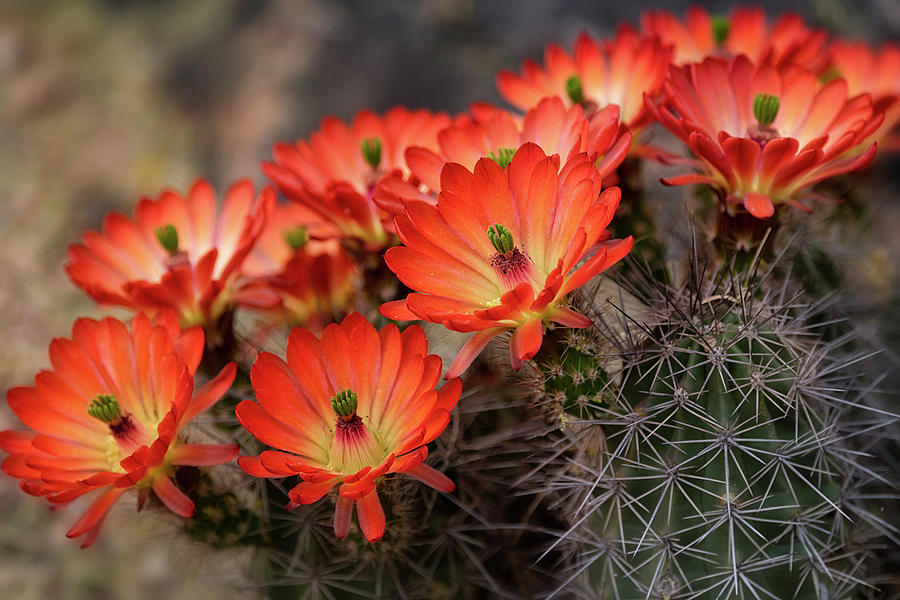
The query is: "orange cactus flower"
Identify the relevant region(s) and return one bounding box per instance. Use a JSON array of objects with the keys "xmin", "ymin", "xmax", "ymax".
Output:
[
  {"xmin": 641, "ymin": 6, "xmax": 830, "ymax": 73},
  {"xmin": 240, "ymin": 201, "xmax": 343, "ymax": 279},
  {"xmin": 647, "ymin": 55, "xmax": 882, "ymax": 218},
  {"xmin": 66, "ymin": 179, "xmax": 274, "ymax": 328},
  {"xmin": 236, "ymin": 313, "xmax": 461, "ymax": 542},
  {"xmin": 829, "ymin": 40, "xmax": 900, "ymax": 151},
  {"xmin": 237, "ymin": 251, "xmax": 358, "ymax": 331},
  {"xmin": 263, "ymin": 107, "xmax": 452, "ymax": 250},
  {"xmin": 235, "ymin": 202, "xmax": 359, "ymax": 329},
  {"xmin": 0, "ymin": 313, "xmax": 238, "ymax": 547},
  {"xmin": 496, "ymin": 26, "xmax": 671, "ymax": 137},
  {"xmin": 376, "ymin": 97, "xmax": 631, "ymax": 216},
  {"xmin": 380, "ymin": 143, "xmax": 633, "ymax": 378}
]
